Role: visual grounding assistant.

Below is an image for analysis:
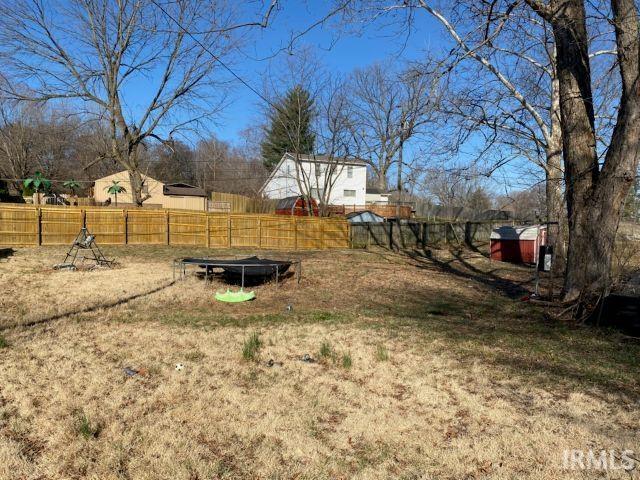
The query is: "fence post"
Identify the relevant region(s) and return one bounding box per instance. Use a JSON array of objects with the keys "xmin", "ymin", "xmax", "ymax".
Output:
[
  {"xmin": 36, "ymin": 207, "xmax": 42, "ymax": 246},
  {"xmin": 294, "ymin": 217, "xmax": 298, "ymax": 250},
  {"xmin": 227, "ymin": 214, "xmax": 232, "ymax": 248},
  {"xmin": 81, "ymin": 209, "xmax": 86, "ymax": 229},
  {"xmin": 206, "ymin": 214, "xmax": 210, "ymax": 248},
  {"xmin": 124, "ymin": 209, "xmax": 128, "ymax": 245},
  {"xmin": 166, "ymin": 210, "xmax": 170, "ymax": 245}
]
